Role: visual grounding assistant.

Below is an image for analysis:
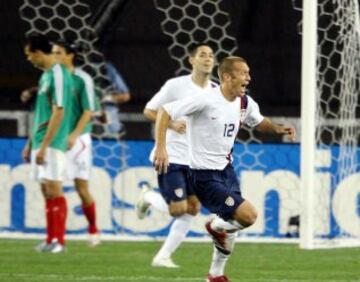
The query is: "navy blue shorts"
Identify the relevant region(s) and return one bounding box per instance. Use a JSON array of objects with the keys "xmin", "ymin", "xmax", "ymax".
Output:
[
  {"xmin": 190, "ymin": 164, "xmax": 244, "ymax": 221},
  {"xmin": 158, "ymin": 163, "xmax": 195, "ymax": 204}
]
